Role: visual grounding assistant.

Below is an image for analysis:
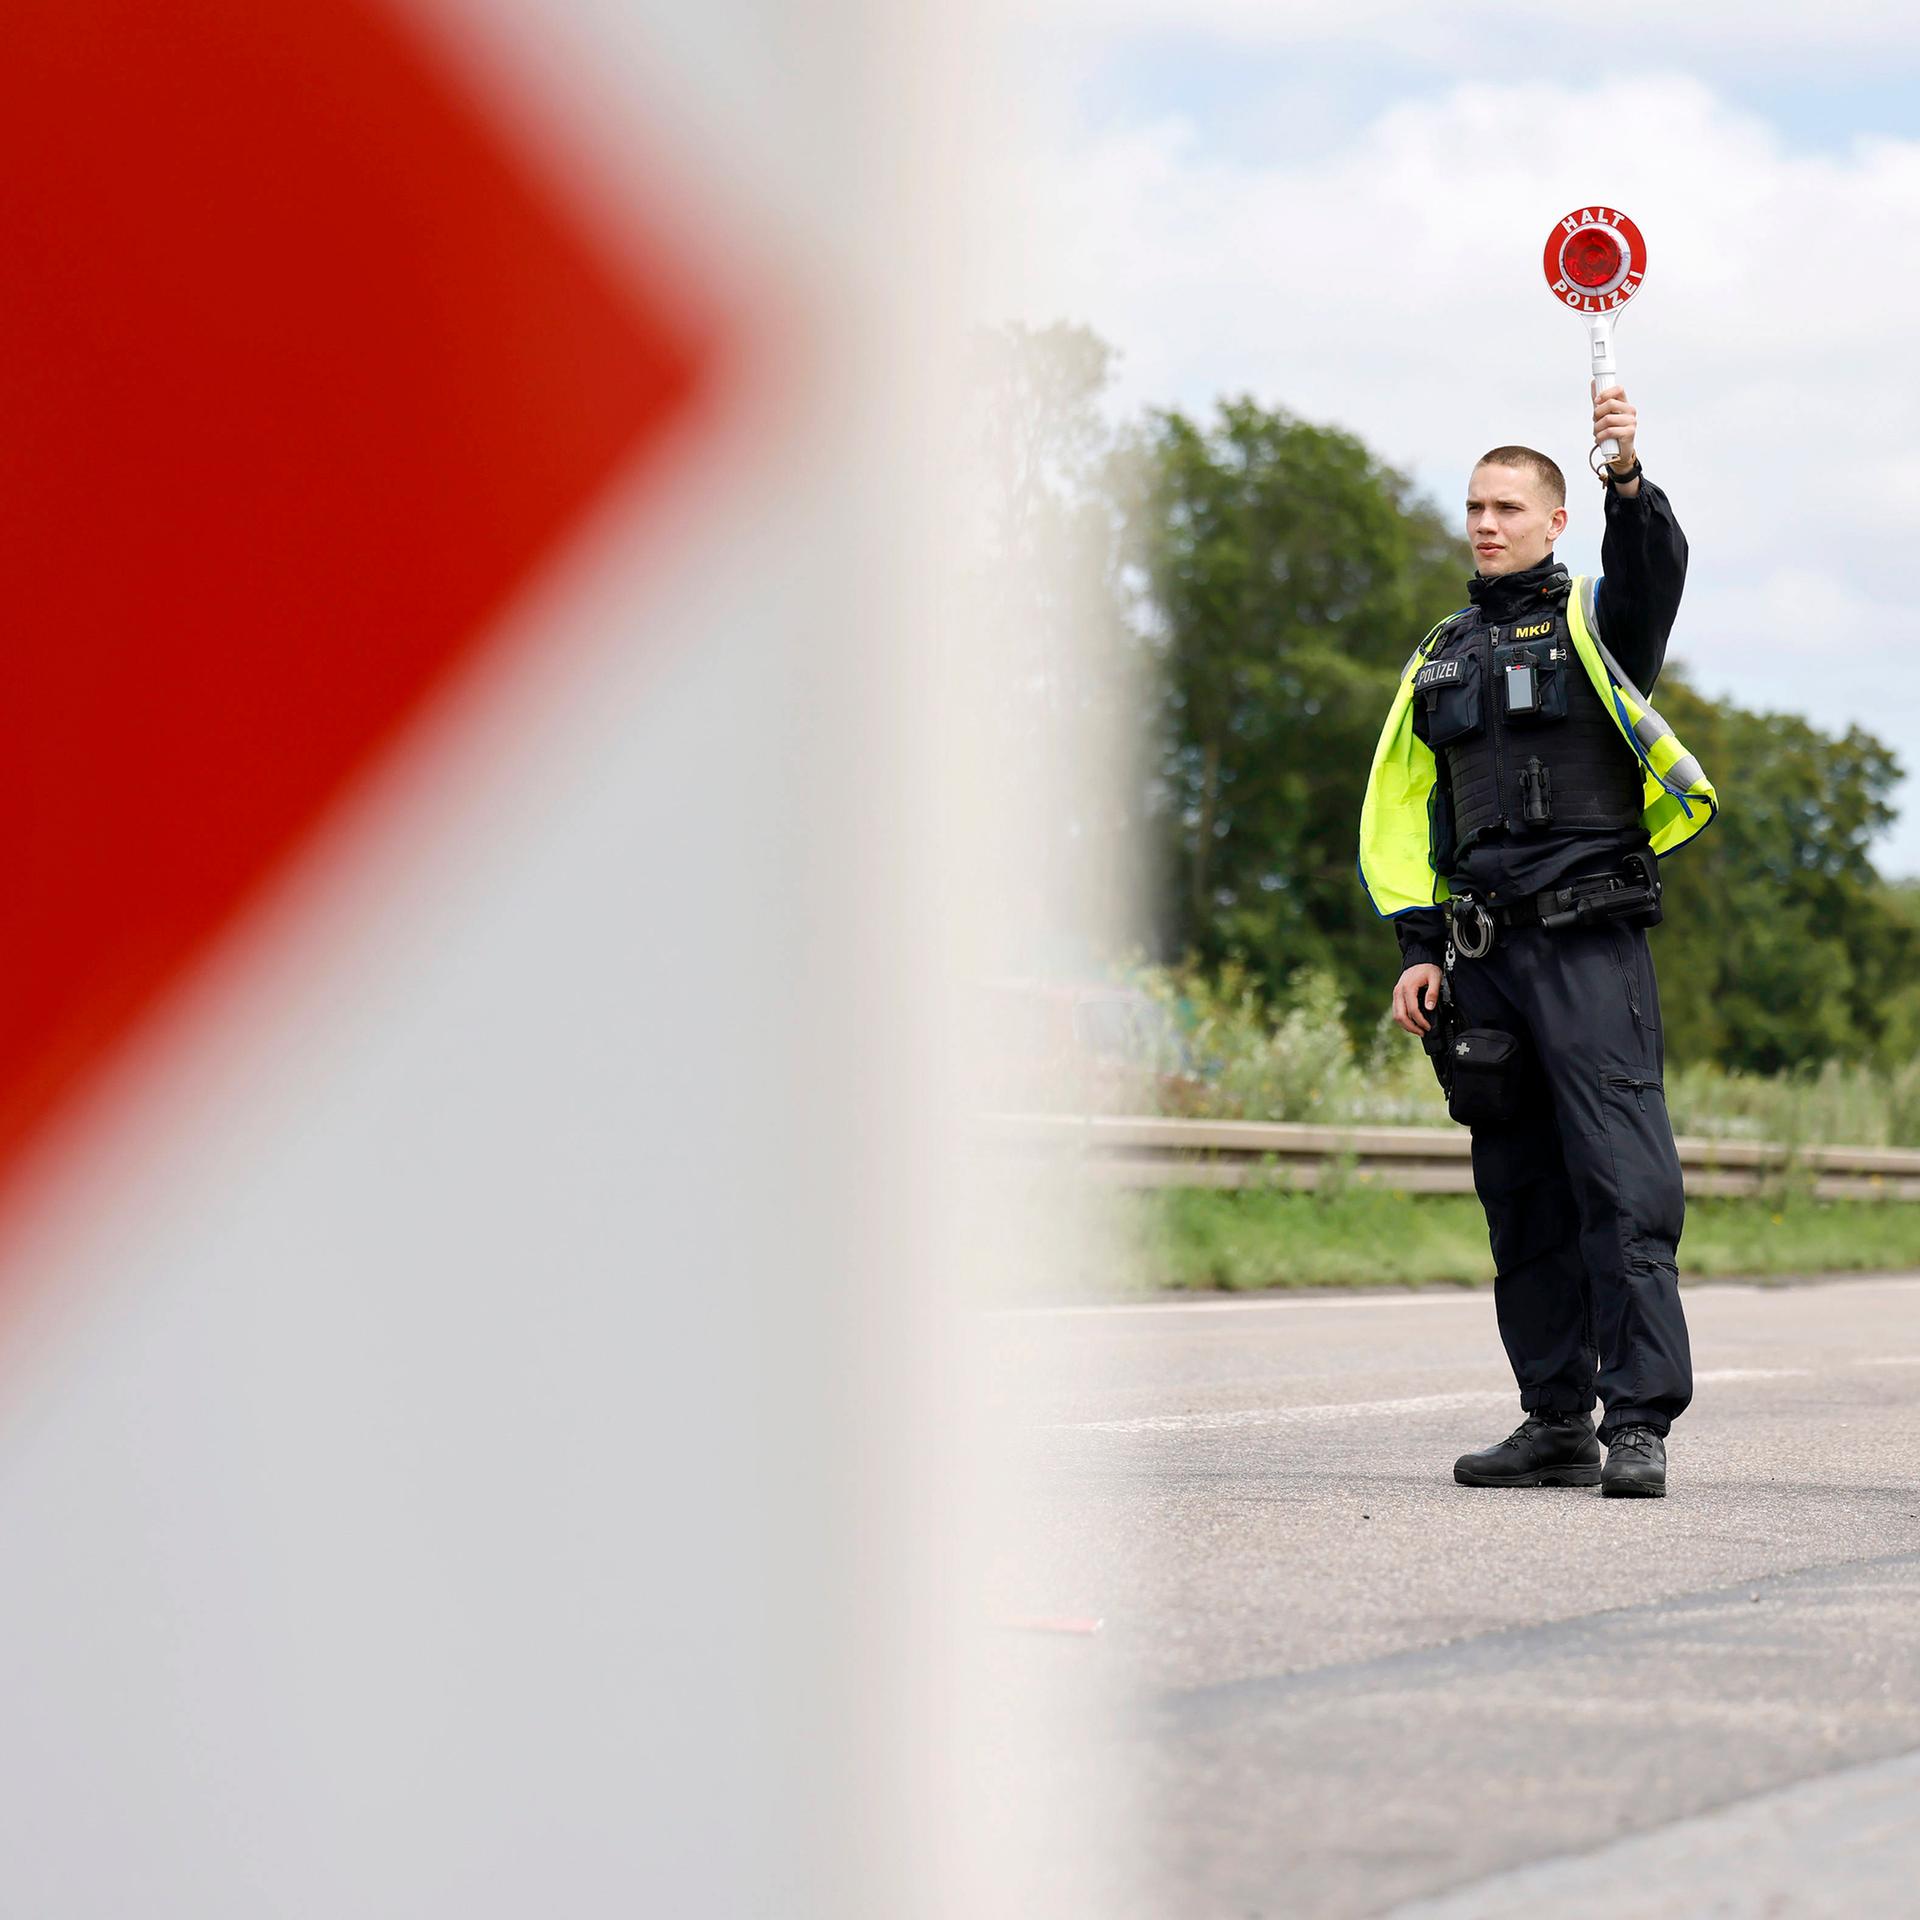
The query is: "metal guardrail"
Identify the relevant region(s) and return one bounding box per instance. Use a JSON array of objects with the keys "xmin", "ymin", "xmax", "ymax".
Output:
[{"xmin": 985, "ymin": 1115, "xmax": 1920, "ymax": 1201}]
